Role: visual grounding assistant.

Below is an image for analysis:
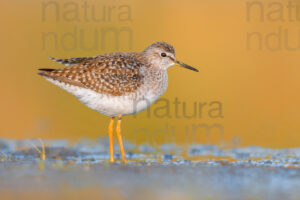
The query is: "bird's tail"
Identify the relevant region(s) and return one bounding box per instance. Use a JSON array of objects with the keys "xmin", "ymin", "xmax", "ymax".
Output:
[{"xmin": 37, "ymin": 68, "xmax": 55, "ymax": 77}]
